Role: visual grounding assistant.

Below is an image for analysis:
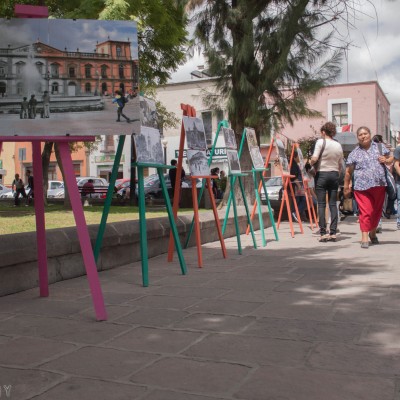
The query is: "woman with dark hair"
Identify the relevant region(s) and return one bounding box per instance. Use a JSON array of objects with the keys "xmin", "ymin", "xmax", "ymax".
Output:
[
  {"xmin": 310, "ymin": 122, "xmax": 344, "ymax": 242},
  {"xmin": 344, "ymin": 126, "xmax": 390, "ymax": 248}
]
